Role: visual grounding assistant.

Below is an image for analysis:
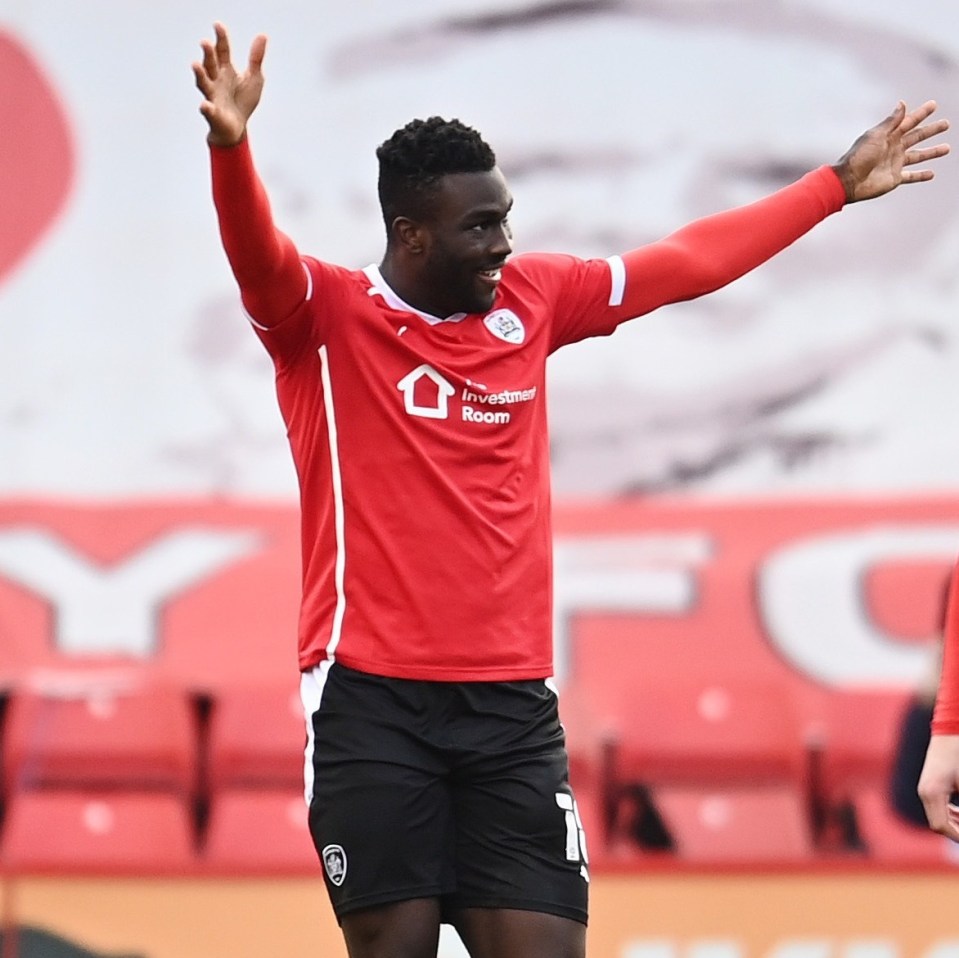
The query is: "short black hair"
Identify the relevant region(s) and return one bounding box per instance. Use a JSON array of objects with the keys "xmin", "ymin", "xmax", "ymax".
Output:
[{"xmin": 376, "ymin": 116, "xmax": 496, "ymax": 232}]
